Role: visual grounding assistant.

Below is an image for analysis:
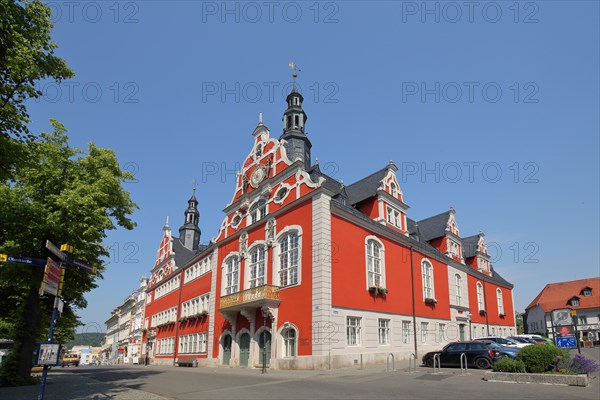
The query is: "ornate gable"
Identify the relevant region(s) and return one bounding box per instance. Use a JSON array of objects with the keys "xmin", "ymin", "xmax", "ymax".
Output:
[{"xmin": 149, "ymin": 219, "xmax": 176, "ymax": 288}]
